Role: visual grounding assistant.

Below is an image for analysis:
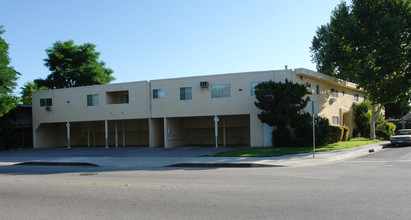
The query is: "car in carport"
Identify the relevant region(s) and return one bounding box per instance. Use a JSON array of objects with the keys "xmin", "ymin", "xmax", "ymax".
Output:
[{"xmin": 390, "ymin": 129, "xmax": 411, "ymax": 146}]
